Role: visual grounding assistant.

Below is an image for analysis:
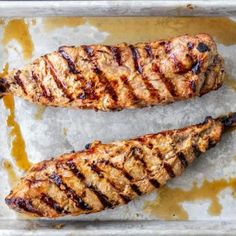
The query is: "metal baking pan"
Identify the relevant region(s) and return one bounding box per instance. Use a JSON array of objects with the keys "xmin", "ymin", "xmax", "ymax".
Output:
[{"xmin": 0, "ymin": 1, "xmax": 236, "ymax": 235}]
